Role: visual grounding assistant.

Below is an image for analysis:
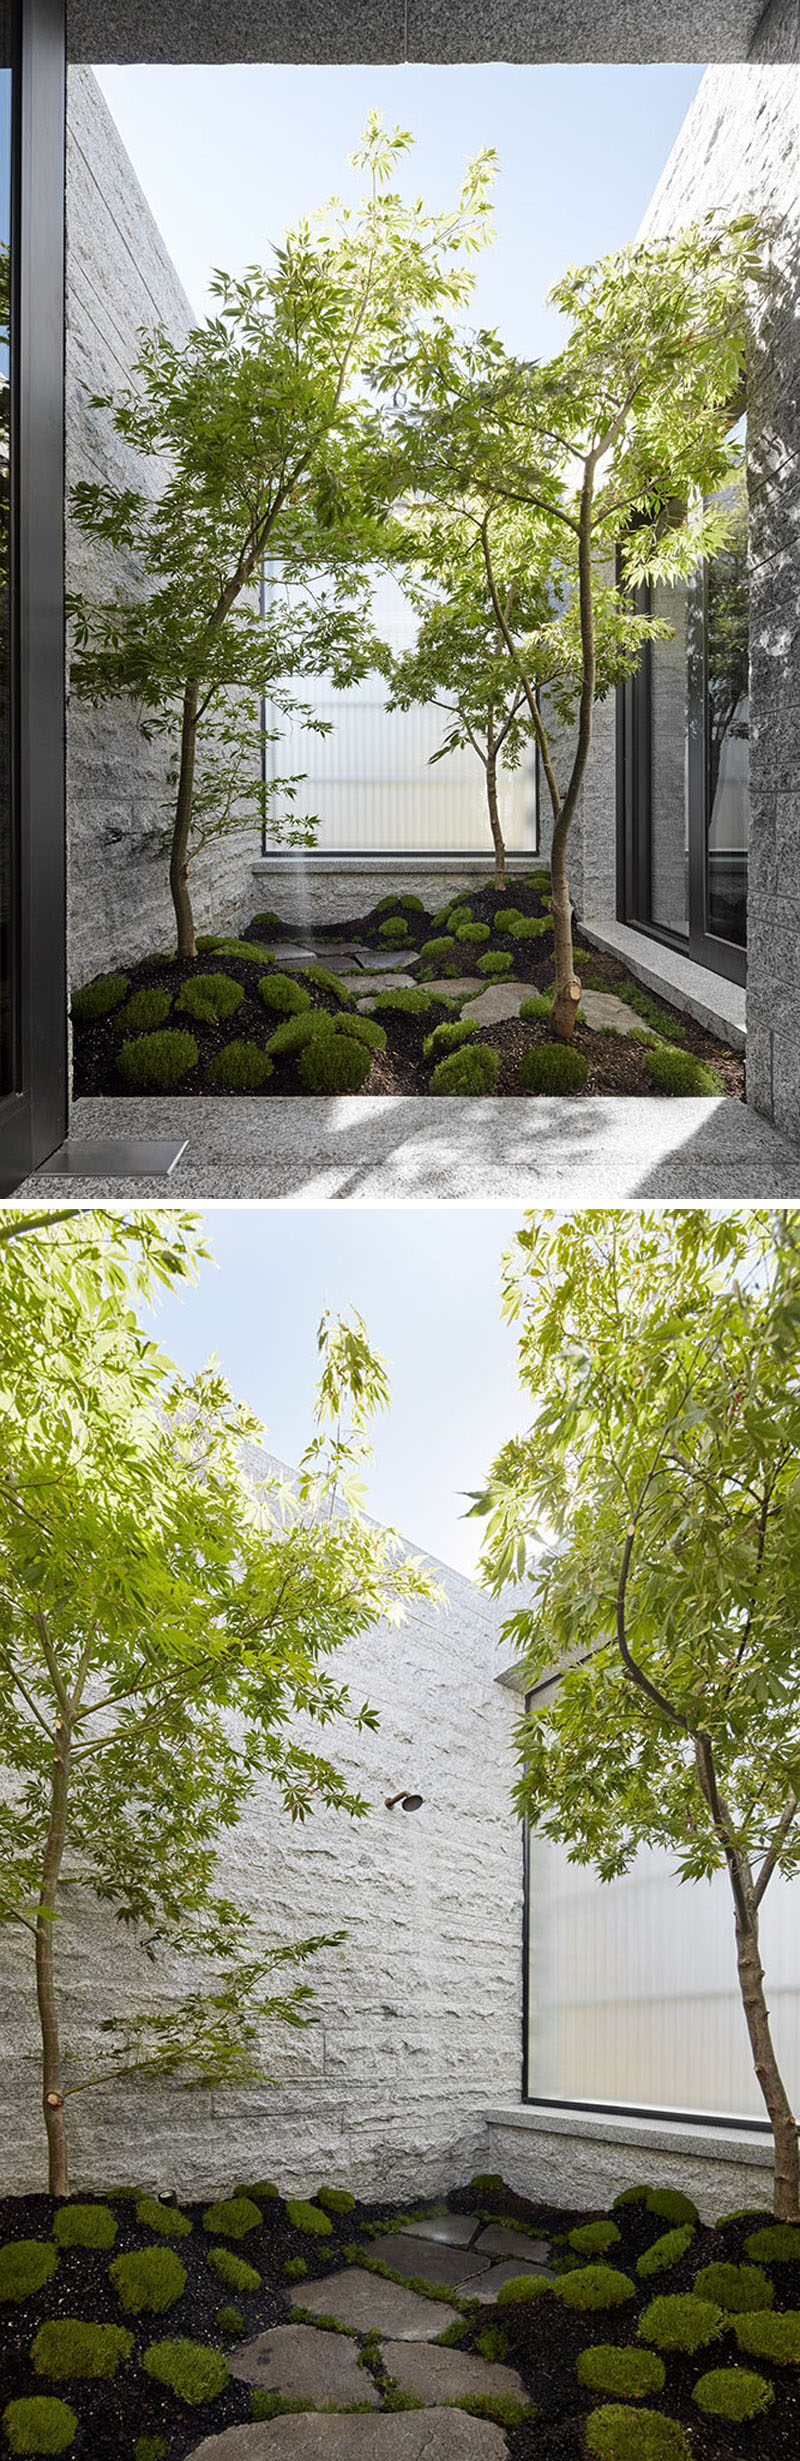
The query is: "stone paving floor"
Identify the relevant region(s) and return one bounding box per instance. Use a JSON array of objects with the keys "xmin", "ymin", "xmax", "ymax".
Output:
[{"xmin": 186, "ymin": 2211, "xmax": 549, "ymax": 2457}]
